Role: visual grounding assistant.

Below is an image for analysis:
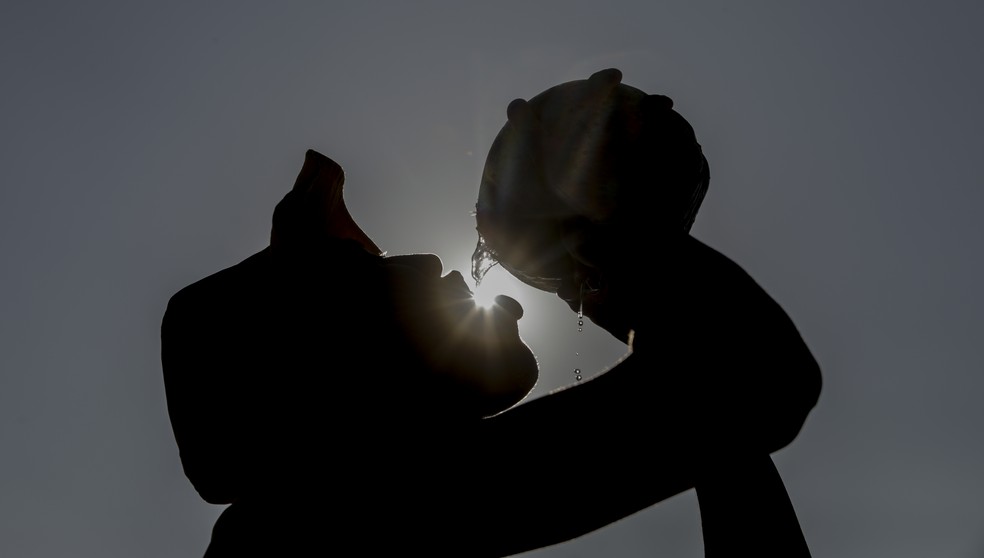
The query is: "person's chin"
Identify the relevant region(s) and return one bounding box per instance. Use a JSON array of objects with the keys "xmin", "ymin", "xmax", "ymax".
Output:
[{"xmin": 582, "ymin": 305, "xmax": 633, "ymax": 345}]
